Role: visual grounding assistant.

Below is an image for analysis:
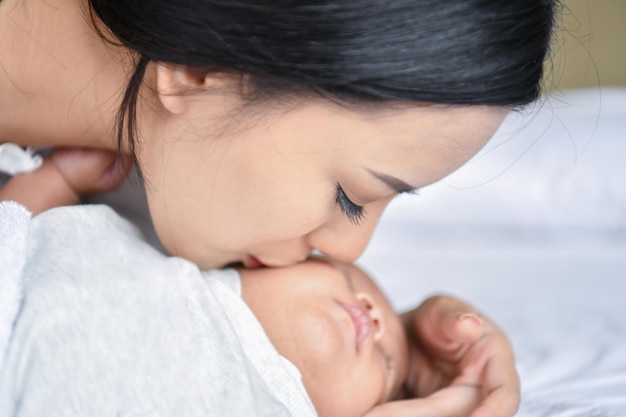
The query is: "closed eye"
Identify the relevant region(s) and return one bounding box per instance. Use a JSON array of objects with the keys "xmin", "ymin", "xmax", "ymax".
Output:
[
  {"xmin": 335, "ymin": 184, "xmax": 365, "ymax": 226},
  {"xmin": 377, "ymin": 345, "xmax": 392, "ymax": 371}
]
